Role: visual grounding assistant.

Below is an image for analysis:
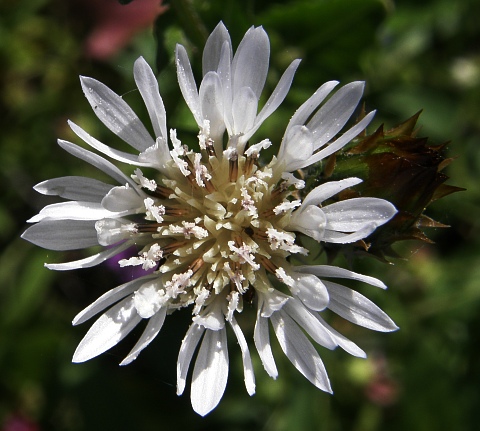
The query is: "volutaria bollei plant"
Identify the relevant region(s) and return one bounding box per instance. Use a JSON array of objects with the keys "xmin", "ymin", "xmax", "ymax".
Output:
[{"xmin": 23, "ymin": 22, "xmax": 457, "ymax": 416}]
